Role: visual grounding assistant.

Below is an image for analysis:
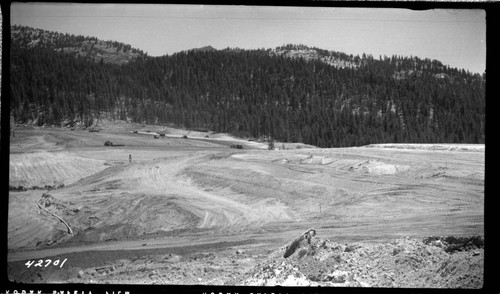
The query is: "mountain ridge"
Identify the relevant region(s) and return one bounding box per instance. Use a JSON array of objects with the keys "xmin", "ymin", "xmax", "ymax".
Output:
[
  {"xmin": 11, "ymin": 25, "xmax": 147, "ymax": 65},
  {"xmin": 12, "ymin": 25, "xmax": 481, "ymax": 75}
]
